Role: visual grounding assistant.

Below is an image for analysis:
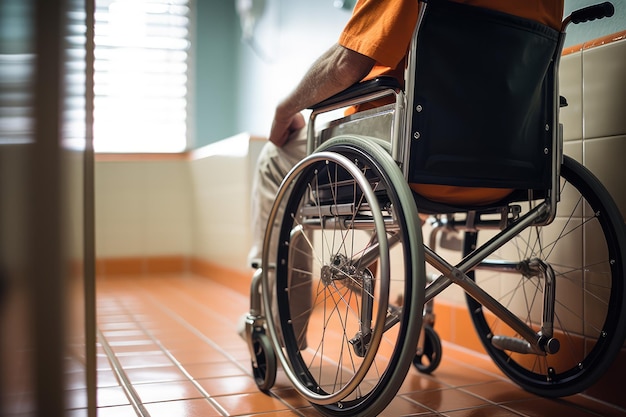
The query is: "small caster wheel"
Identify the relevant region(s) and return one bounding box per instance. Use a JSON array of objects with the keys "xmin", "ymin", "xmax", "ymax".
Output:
[
  {"xmin": 251, "ymin": 331, "xmax": 277, "ymax": 391},
  {"xmin": 413, "ymin": 325, "xmax": 442, "ymax": 374}
]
